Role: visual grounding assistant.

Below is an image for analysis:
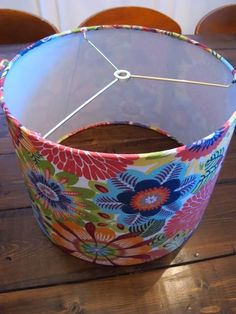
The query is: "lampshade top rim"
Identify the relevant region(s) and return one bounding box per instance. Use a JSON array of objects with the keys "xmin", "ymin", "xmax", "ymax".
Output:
[{"xmin": 1, "ymin": 25, "xmax": 236, "ymax": 158}]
